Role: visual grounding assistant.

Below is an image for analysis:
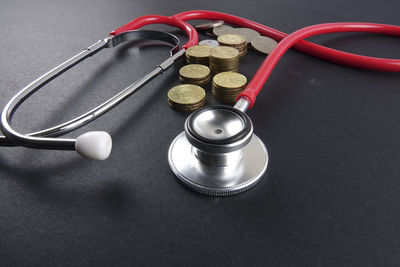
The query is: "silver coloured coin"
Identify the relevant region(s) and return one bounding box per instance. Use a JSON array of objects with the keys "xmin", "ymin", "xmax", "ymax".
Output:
[
  {"xmin": 232, "ymin": 28, "xmax": 260, "ymax": 43},
  {"xmin": 213, "ymin": 25, "xmax": 235, "ymax": 36},
  {"xmin": 251, "ymin": 36, "xmax": 278, "ymax": 54},
  {"xmin": 195, "ymin": 20, "xmax": 224, "ymax": 30},
  {"xmin": 199, "ymin": 39, "xmax": 219, "ymax": 47}
]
